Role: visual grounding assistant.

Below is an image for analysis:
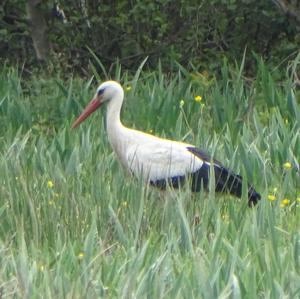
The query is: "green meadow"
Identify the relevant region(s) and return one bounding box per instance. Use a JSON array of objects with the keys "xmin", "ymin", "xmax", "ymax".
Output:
[{"xmin": 0, "ymin": 58, "xmax": 300, "ymax": 298}]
